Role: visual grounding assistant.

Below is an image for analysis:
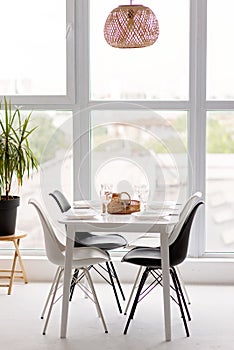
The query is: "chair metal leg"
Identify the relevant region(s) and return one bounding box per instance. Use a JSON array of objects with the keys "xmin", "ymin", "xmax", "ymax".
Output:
[
  {"xmin": 175, "ymin": 266, "xmax": 191, "ymax": 304},
  {"xmin": 109, "ymin": 260, "xmax": 125, "ymax": 301},
  {"xmin": 123, "ymin": 268, "xmax": 149, "ymax": 335},
  {"xmin": 92, "ymin": 262, "xmax": 125, "ymax": 302},
  {"xmin": 72, "ymin": 262, "xmax": 124, "ymax": 313},
  {"xmin": 42, "ymin": 267, "xmax": 64, "ymax": 335},
  {"xmin": 69, "ymin": 268, "xmax": 79, "ymax": 301},
  {"xmin": 83, "ymin": 268, "xmax": 108, "ymax": 333},
  {"xmin": 124, "ymin": 266, "xmax": 143, "ymax": 315},
  {"xmin": 74, "ymin": 271, "xmax": 105, "ymax": 320},
  {"xmin": 172, "ymin": 267, "xmax": 191, "ymax": 321},
  {"xmin": 170, "ymin": 269, "xmax": 190, "ymax": 337},
  {"xmin": 41, "ymin": 267, "xmax": 61, "ymax": 319},
  {"xmin": 106, "ymin": 261, "xmax": 122, "ymax": 313}
]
